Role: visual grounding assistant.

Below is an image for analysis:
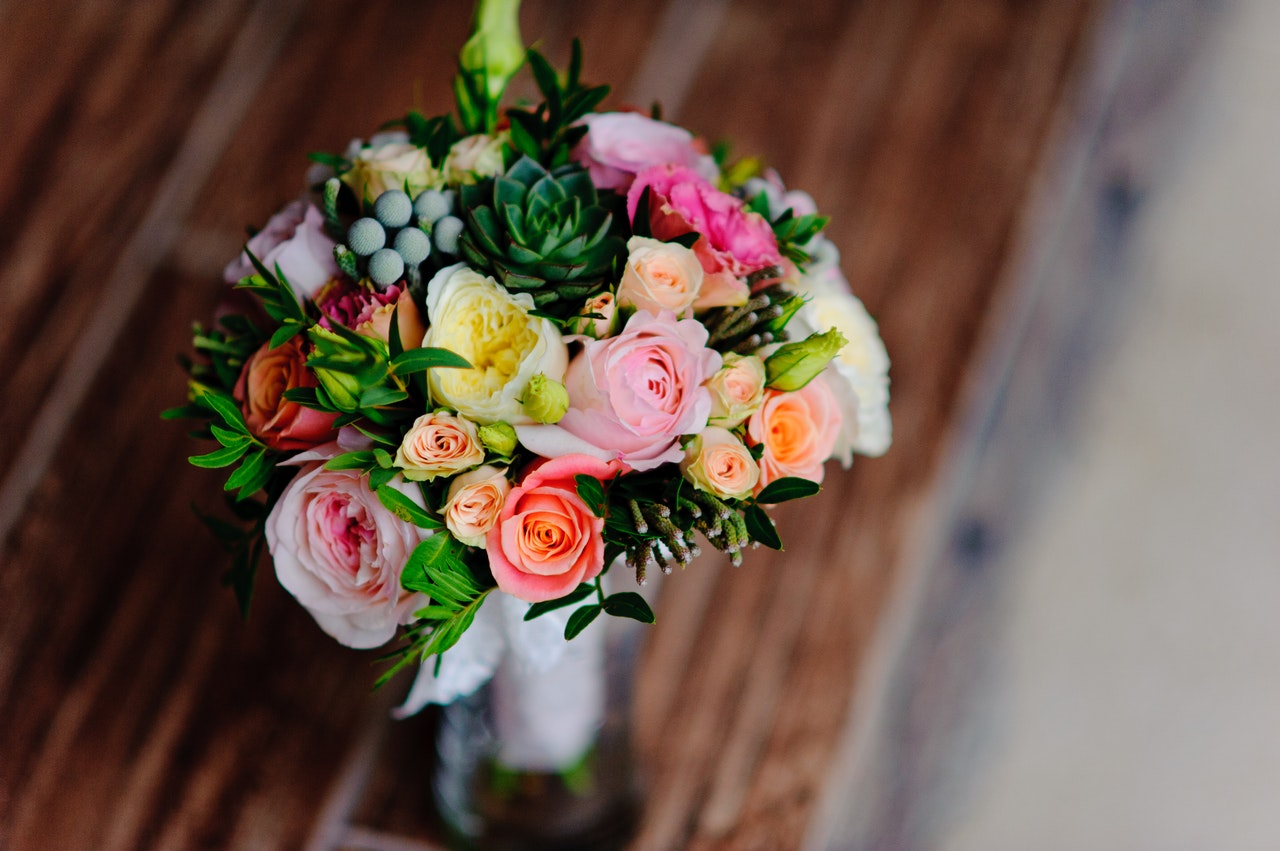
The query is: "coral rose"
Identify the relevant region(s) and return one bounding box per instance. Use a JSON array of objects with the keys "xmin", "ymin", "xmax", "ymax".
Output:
[
  {"xmin": 746, "ymin": 374, "xmax": 842, "ymax": 492},
  {"xmin": 487, "ymin": 455, "xmax": 627, "ymax": 603},
  {"xmin": 234, "ymin": 336, "xmax": 337, "ymax": 451}
]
